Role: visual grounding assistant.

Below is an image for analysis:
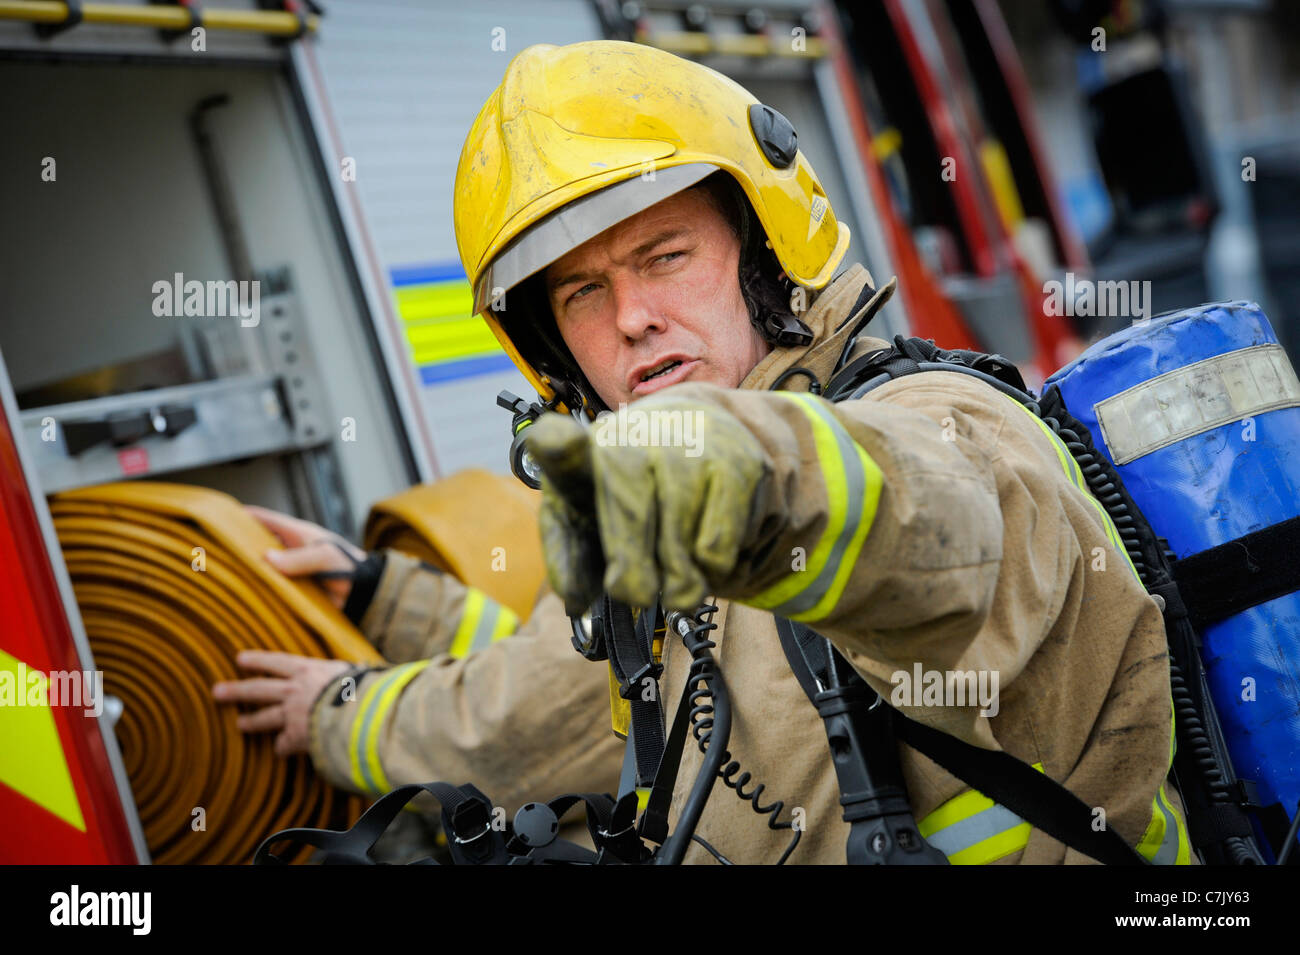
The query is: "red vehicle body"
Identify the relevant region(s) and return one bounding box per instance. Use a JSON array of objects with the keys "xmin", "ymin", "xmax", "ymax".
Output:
[{"xmin": 826, "ymin": 0, "xmax": 1089, "ymax": 386}]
